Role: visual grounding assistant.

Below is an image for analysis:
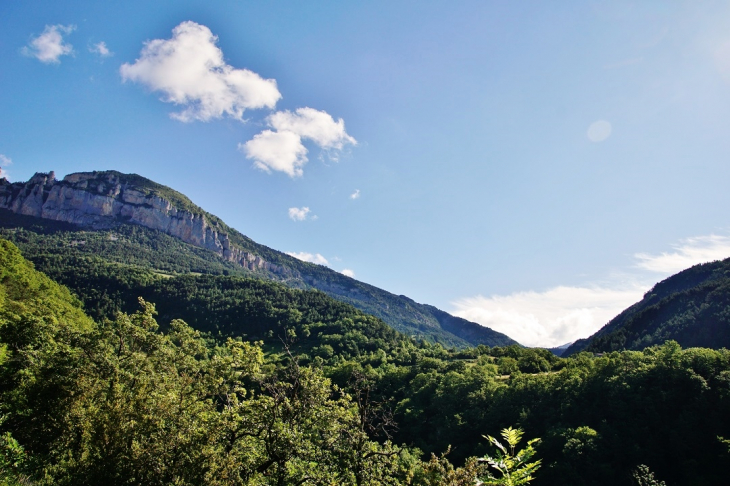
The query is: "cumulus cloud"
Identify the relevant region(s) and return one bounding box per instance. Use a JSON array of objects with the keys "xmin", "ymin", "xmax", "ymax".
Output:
[
  {"xmin": 23, "ymin": 24, "xmax": 75, "ymax": 64},
  {"xmin": 452, "ymin": 284, "xmax": 647, "ymax": 348},
  {"xmin": 341, "ymin": 269, "xmax": 355, "ymax": 278},
  {"xmin": 635, "ymin": 235, "xmax": 730, "ymax": 274},
  {"xmin": 120, "ymin": 21, "xmax": 281, "ymax": 122},
  {"xmin": 241, "ymin": 131, "xmax": 307, "ymax": 177},
  {"xmin": 269, "ymin": 108, "xmax": 357, "ymax": 151},
  {"xmin": 350, "ymin": 189, "xmax": 361, "ymax": 200},
  {"xmin": 90, "ymin": 41, "xmax": 112, "ymax": 57},
  {"xmin": 0, "ymin": 154, "xmax": 12, "ymax": 179},
  {"xmin": 243, "ymin": 107, "xmax": 356, "ymax": 177},
  {"xmin": 288, "ymin": 207, "xmax": 311, "ymax": 221},
  {"xmin": 286, "ymin": 252, "xmax": 329, "ymax": 265}
]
